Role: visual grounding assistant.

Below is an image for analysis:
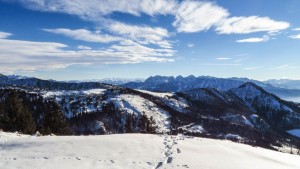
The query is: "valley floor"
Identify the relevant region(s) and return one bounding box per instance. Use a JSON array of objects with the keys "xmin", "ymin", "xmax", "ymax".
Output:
[{"xmin": 0, "ymin": 132, "xmax": 300, "ymax": 169}]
